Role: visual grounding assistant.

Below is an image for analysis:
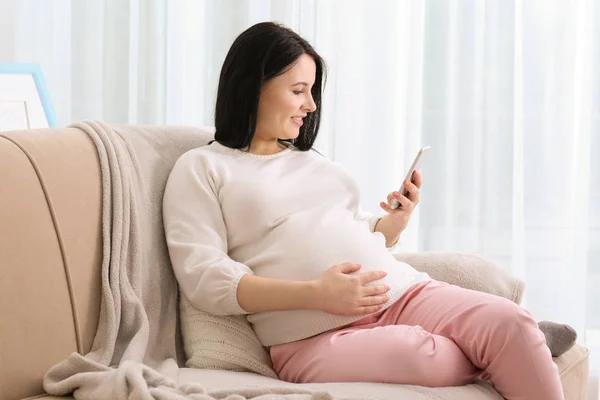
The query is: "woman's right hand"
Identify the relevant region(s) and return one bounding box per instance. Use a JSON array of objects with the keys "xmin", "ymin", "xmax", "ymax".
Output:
[{"xmin": 312, "ymin": 262, "xmax": 390, "ymax": 316}]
